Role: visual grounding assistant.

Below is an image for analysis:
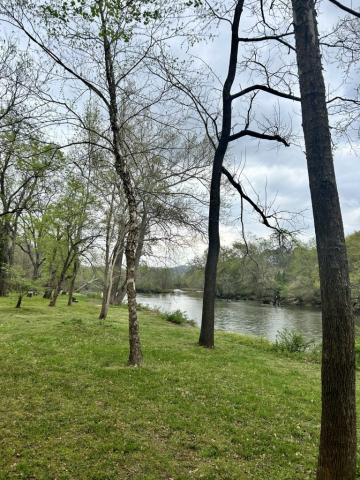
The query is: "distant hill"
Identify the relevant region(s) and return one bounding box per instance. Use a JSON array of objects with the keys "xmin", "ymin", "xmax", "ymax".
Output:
[{"xmin": 170, "ymin": 265, "xmax": 190, "ymax": 275}]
